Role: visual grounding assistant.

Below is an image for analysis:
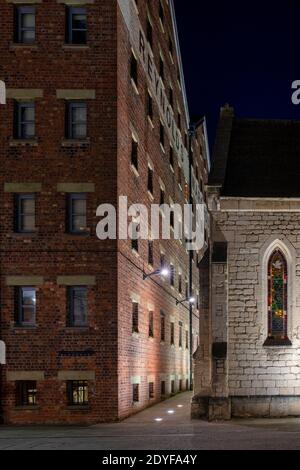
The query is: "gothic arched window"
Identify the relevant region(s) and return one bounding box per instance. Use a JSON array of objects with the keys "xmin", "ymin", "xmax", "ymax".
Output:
[{"xmin": 267, "ymin": 250, "xmax": 289, "ymax": 343}]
